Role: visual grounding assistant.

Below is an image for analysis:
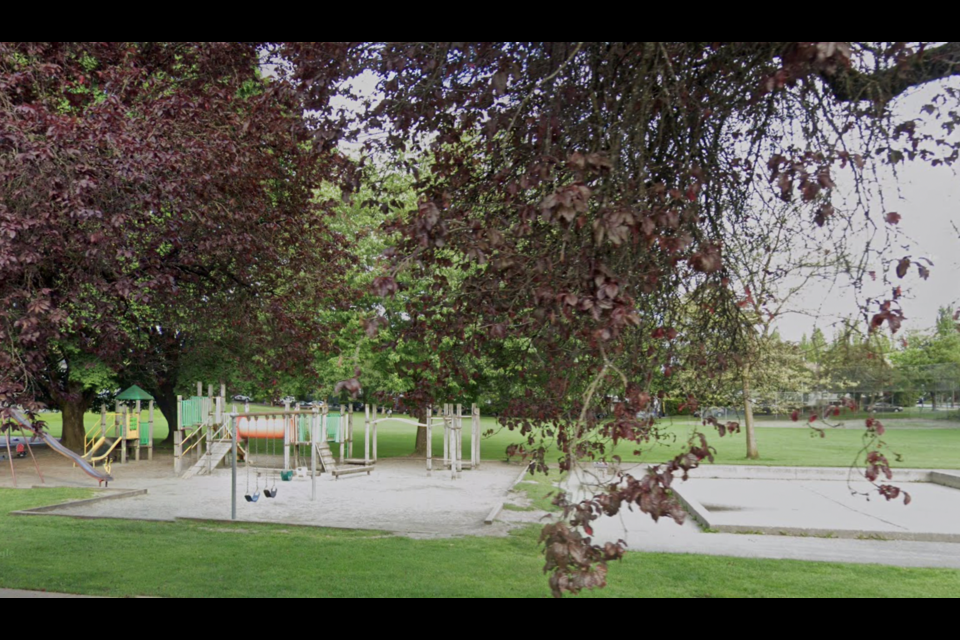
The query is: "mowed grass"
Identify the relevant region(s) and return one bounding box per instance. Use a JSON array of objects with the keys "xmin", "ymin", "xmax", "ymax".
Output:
[
  {"xmin": 27, "ymin": 409, "xmax": 960, "ymax": 470},
  {"xmin": 610, "ymin": 420, "xmax": 960, "ymax": 470},
  {"xmin": 29, "ymin": 411, "xmax": 171, "ymax": 442},
  {"xmin": 0, "ymin": 488, "xmax": 957, "ymax": 598}
]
